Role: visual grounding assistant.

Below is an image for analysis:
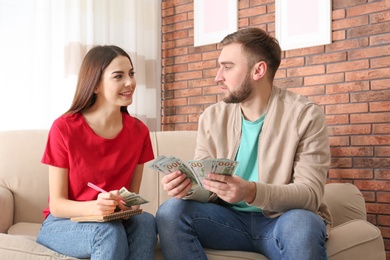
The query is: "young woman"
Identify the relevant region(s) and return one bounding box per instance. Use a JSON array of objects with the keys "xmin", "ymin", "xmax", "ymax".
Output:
[{"xmin": 36, "ymin": 45, "xmax": 157, "ymax": 260}]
